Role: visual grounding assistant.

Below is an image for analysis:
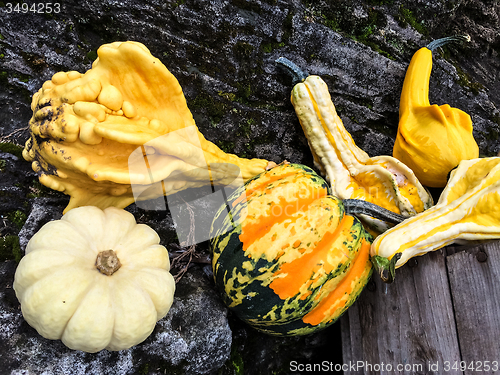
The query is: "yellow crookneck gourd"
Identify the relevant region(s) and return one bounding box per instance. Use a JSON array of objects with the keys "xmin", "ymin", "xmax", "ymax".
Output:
[
  {"xmin": 371, "ymin": 157, "xmax": 500, "ymax": 283},
  {"xmin": 394, "ymin": 35, "xmax": 479, "ymax": 188},
  {"xmin": 23, "ymin": 41, "xmax": 274, "ymax": 213},
  {"xmin": 276, "ymin": 58, "xmax": 433, "ymax": 234}
]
